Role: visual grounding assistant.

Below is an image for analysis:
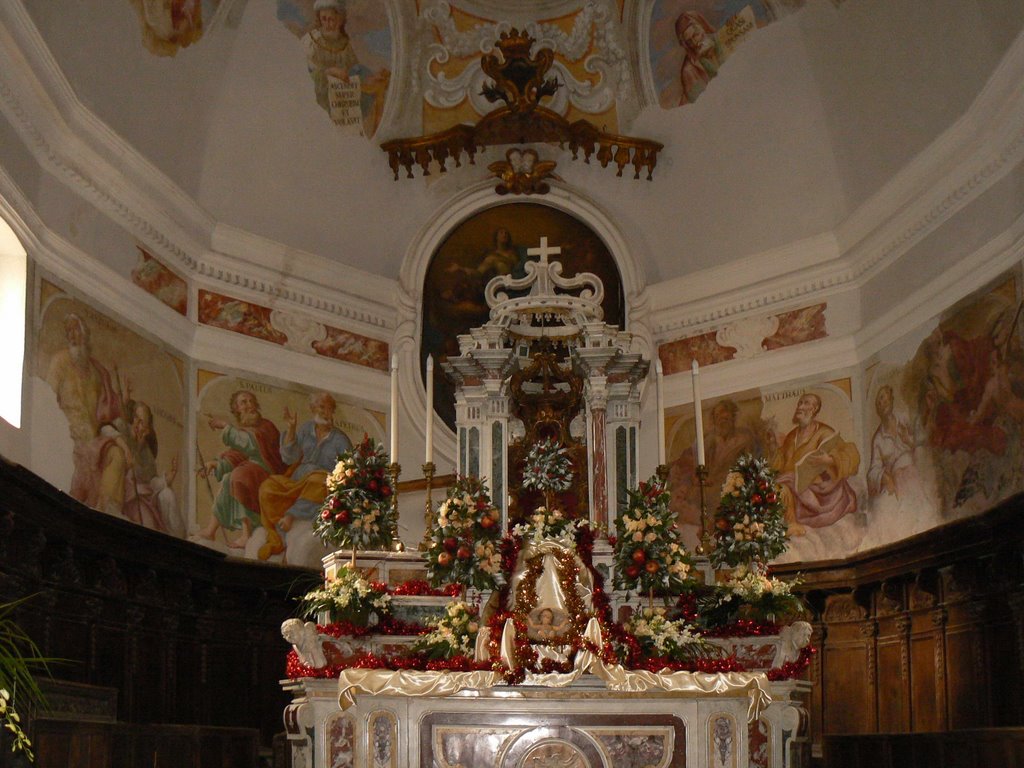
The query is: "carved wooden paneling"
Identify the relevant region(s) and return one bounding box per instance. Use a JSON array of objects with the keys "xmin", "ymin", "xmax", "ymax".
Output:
[{"xmin": 0, "ymin": 460, "xmax": 307, "ymax": 751}]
